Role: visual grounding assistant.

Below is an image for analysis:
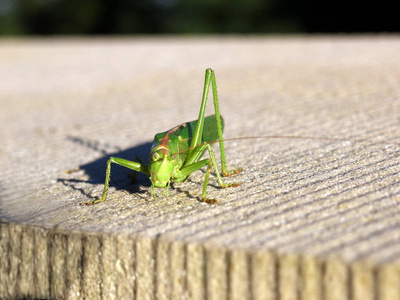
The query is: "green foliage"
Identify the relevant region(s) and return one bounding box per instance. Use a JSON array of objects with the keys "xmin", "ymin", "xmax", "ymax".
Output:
[{"xmin": 0, "ymin": 0, "xmax": 303, "ymax": 35}]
